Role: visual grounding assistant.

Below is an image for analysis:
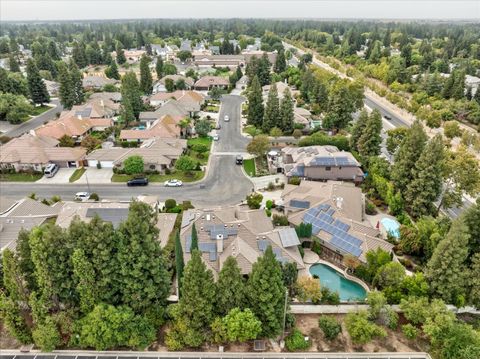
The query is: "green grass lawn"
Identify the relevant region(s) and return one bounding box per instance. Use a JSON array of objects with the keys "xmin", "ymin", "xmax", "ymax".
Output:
[
  {"xmin": 111, "ymin": 170, "xmax": 205, "ymax": 183},
  {"xmin": 69, "ymin": 168, "xmax": 86, "ymax": 183},
  {"xmin": 187, "ymin": 137, "xmax": 213, "ymax": 147},
  {"xmin": 0, "ymin": 172, "xmax": 43, "ymax": 182},
  {"xmin": 187, "ymin": 137, "xmax": 212, "ymax": 165},
  {"xmin": 204, "ymin": 105, "xmax": 219, "ymax": 113},
  {"xmin": 243, "ymin": 158, "xmax": 256, "ymax": 177},
  {"xmin": 30, "ymin": 105, "xmax": 51, "ymax": 116}
]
